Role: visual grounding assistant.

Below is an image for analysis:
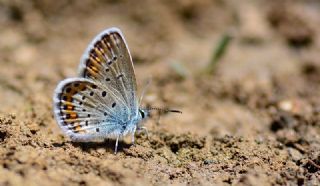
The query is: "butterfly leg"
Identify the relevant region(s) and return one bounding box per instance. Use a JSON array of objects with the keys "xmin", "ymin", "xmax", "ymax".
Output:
[
  {"xmin": 131, "ymin": 126, "xmax": 137, "ymax": 145},
  {"xmin": 156, "ymin": 112, "xmax": 161, "ymax": 125},
  {"xmin": 138, "ymin": 126, "xmax": 149, "ymax": 139},
  {"xmin": 114, "ymin": 135, "xmax": 120, "ymax": 154}
]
